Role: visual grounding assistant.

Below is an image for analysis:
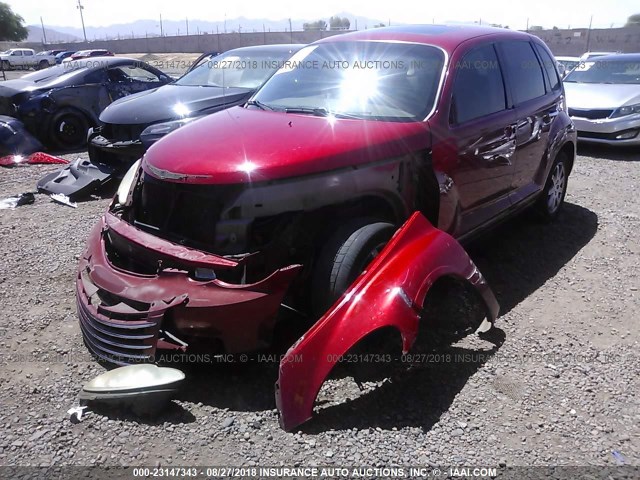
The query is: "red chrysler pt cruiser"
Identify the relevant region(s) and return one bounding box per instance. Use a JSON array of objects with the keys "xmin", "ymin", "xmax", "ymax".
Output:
[{"xmin": 76, "ymin": 25, "xmax": 576, "ymax": 430}]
